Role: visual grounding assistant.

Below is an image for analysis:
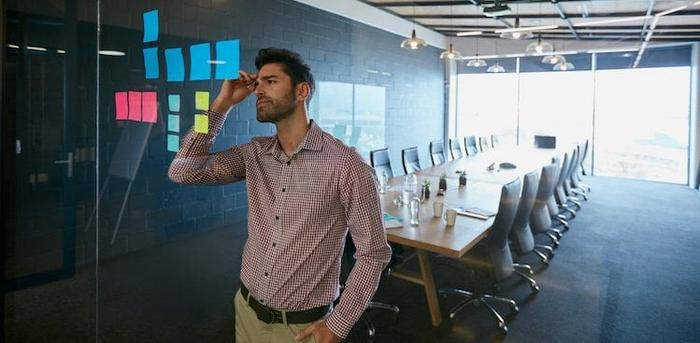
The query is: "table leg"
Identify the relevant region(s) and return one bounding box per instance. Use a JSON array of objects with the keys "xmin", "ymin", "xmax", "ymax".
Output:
[{"xmin": 417, "ymin": 249, "xmax": 442, "ymax": 327}]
